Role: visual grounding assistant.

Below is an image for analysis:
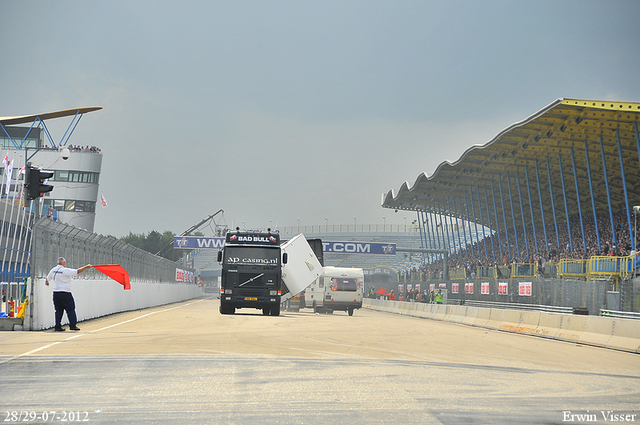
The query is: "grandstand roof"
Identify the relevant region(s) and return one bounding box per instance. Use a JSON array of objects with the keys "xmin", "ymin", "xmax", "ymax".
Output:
[
  {"xmin": 0, "ymin": 107, "xmax": 102, "ymax": 126},
  {"xmin": 382, "ymin": 98, "xmax": 640, "ymax": 227}
]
